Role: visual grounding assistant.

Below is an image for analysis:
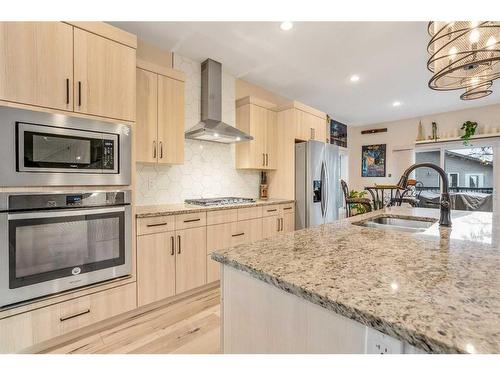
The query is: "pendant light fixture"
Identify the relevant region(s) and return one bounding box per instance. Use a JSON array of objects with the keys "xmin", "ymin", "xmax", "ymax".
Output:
[{"xmin": 427, "ymin": 21, "xmax": 500, "ymax": 100}]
